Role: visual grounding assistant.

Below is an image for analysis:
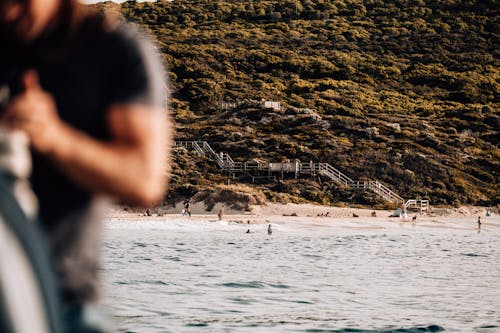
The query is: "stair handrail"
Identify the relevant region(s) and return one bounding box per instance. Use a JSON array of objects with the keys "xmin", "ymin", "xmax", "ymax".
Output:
[
  {"xmin": 192, "ymin": 141, "xmax": 205, "ymax": 156},
  {"xmin": 316, "ymin": 163, "xmax": 353, "ymax": 185},
  {"xmin": 222, "ymin": 153, "xmax": 236, "ymax": 169},
  {"xmin": 367, "ymin": 181, "xmax": 404, "ymax": 203},
  {"xmin": 175, "ymin": 140, "xmax": 408, "ymax": 204},
  {"xmin": 325, "ymin": 163, "xmax": 354, "ymax": 184},
  {"xmin": 200, "ymin": 141, "xmax": 216, "ymax": 156},
  {"xmin": 224, "ymin": 153, "xmax": 235, "ymax": 165},
  {"xmin": 198, "ymin": 141, "xmax": 225, "ymax": 168}
]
